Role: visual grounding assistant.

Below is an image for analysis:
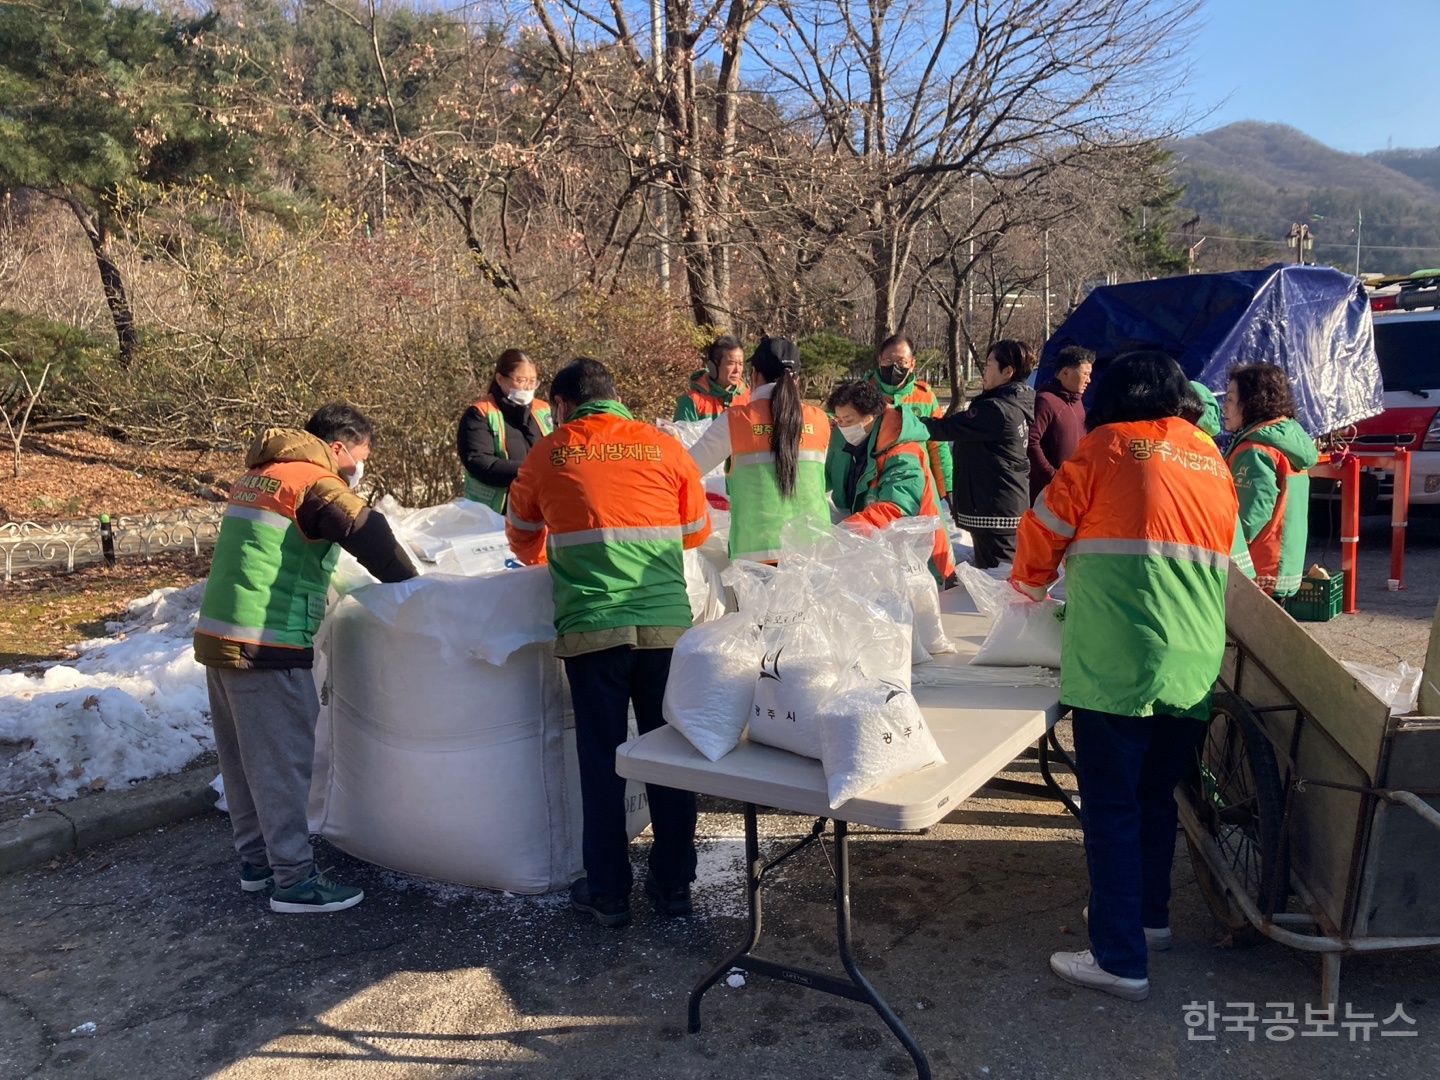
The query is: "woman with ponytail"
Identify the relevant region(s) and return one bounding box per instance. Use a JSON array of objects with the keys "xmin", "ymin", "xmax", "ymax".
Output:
[{"xmin": 688, "ymin": 336, "xmax": 831, "ymax": 562}]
